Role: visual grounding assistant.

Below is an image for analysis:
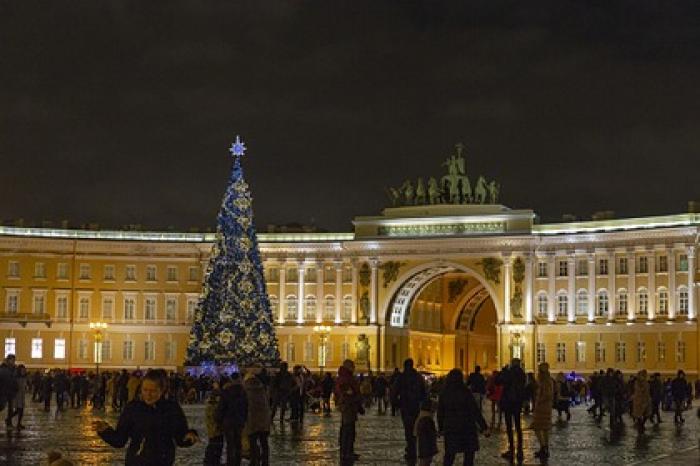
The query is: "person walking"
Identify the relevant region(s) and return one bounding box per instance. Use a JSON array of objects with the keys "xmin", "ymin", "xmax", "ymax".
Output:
[
  {"xmin": 42, "ymin": 370, "xmax": 54, "ymax": 412},
  {"xmin": 671, "ymin": 370, "xmax": 687, "ymax": 425},
  {"xmin": 531, "ymin": 363, "xmax": 554, "ymax": 461},
  {"xmin": 11, "ymin": 364, "xmax": 27, "ymax": 431},
  {"xmin": 270, "ymin": 362, "xmax": 294, "ymax": 423},
  {"xmin": 388, "ymin": 368, "xmax": 400, "ymax": 416},
  {"xmin": 466, "ymin": 366, "xmax": 486, "ymax": 413},
  {"xmin": 335, "ymin": 359, "xmax": 364, "ymax": 465},
  {"xmin": 321, "ymin": 372, "xmax": 334, "ymax": 415},
  {"xmin": 555, "ymin": 372, "xmax": 571, "ymax": 421},
  {"xmin": 632, "ymin": 370, "xmax": 651, "ymax": 434},
  {"xmin": 391, "ymin": 358, "xmax": 427, "ymax": 466},
  {"xmin": 415, "ymin": 400, "xmax": 438, "ymax": 466},
  {"xmin": 244, "ymin": 371, "xmax": 272, "ymax": 466},
  {"xmin": 486, "ymin": 370, "xmax": 503, "ymax": 430},
  {"xmin": 437, "ymin": 368, "xmax": 488, "ymax": 466},
  {"xmin": 216, "ymin": 373, "xmax": 248, "ymax": 466},
  {"xmin": 93, "ymin": 369, "xmax": 199, "ymax": 465},
  {"xmin": 374, "ymin": 373, "xmax": 389, "ymax": 414},
  {"xmin": 203, "ymin": 380, "xmax": 224, "ymax": 466},
  {"xmin": 497, "ymin": 359, "xmax": 526, "ymax": 463},
  {"xmin": 1, "ymin": 354, "xmax": 18, "ymax": 429}
]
